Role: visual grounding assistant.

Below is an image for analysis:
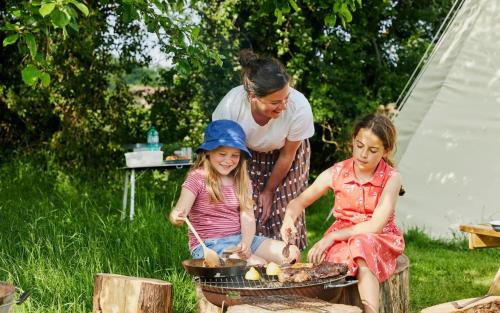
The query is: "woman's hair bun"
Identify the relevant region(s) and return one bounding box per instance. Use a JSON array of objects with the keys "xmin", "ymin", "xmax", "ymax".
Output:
[{"xmin": 239, "ymin": 49, "xmax": 259, "ymax": 68}]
